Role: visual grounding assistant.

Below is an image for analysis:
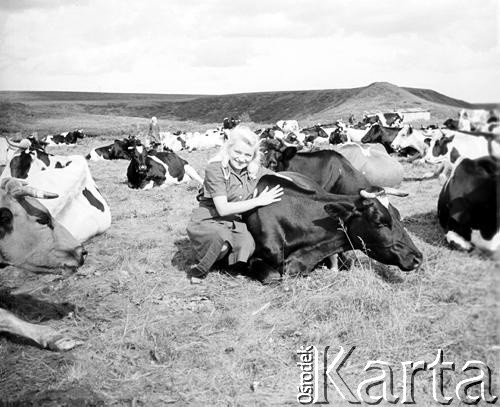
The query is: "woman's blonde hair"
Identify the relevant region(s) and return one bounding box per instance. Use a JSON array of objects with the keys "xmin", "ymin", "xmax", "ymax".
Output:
[{"xmin": 209, "ymin": 126, "xmax": 262, "ymax": 179}]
